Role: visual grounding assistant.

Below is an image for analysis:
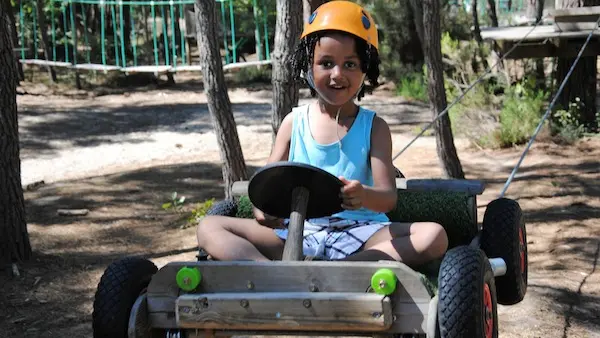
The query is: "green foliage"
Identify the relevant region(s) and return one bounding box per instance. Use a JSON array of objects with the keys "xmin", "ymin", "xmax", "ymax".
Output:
[
  {"xmin": 236, "ymin": 195, "xmax": 254, "ymax": 219},
  {"xmin": 497, "ymin": 78, "xmax": 548, "ymax": 147},
  {"xmin": 396, "ymin": 70, "xmax": 428, "ymax": 102},
  {"xmin": 440, "ymin": 32, "xmax": 502, "ymax": 147},
  {"xmin": 233, "ymin": 65, "xmax": 271, "ymax": 84},
  {"xmin": 162, "ymin": 191, "xmax": 186, "ymax": 210},
  {"xmin": 185, "ymin": 198, "xmax": 216, "ymax": 227},
  {"xmin": 356, "ymin": 0, "xmax": 423, "ymax": 82},
  {"xmin": 551, "ymin": 98, "xmax": 587, "ymax": 144}
]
